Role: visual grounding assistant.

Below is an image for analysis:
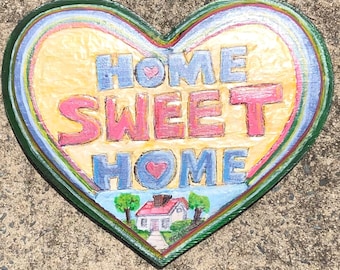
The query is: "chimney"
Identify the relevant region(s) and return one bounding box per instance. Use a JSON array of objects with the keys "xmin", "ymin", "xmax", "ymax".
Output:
[{"xmin": 153, "ymin": 194, "xmax": 172, "ymax": 207}]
